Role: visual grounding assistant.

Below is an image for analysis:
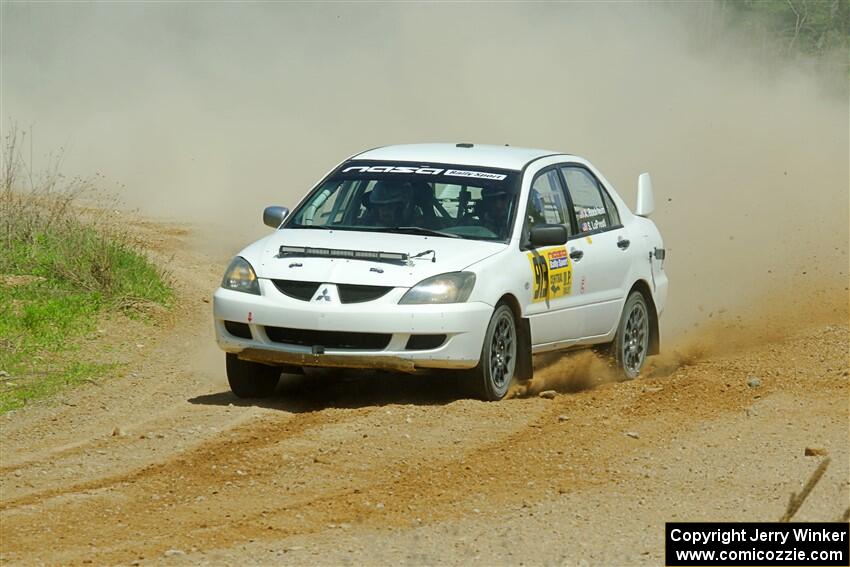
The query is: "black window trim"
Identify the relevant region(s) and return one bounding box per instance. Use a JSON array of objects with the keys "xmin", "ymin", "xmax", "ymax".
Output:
[
  {"xmin": 520, "ymin": 164, "xmax": 577, "ymax": 251},
  {"xmin": 557, "ymin": 162, "xmax": 624, "ymax": 240}
]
